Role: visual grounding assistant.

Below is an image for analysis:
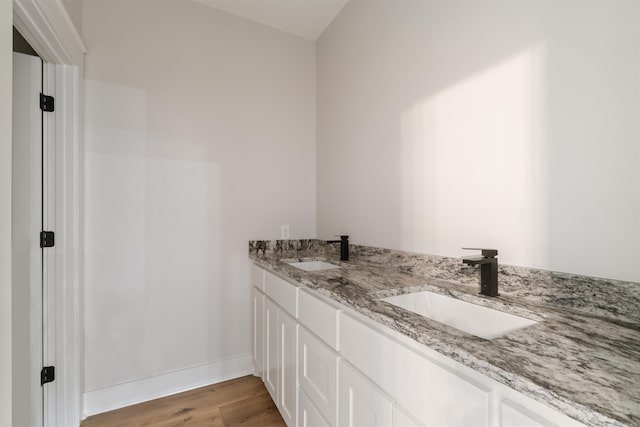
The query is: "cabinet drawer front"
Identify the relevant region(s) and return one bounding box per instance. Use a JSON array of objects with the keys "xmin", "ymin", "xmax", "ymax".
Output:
[
  {"xmin": 252, "ymin": 264, "xmax": 265, "ymax": 291},
  {"xmin": 299, "ymin": 389, "xmax": 332, "ymax": 427},
  {"xmin": 338, "ymin": 360, "xmax": 393, "ymax": 427},
  {"xmin": 499, "ymin": 393, "xmax": 585, "ymax": 427},
  {"xmin": 340, "ymin": 313, "xmax": 491, "ymax": 427},
  {"xmin": 299, "ymin": 290, "xmax": 340, "ymax": 350},
  {"xmin": 265, "ymin": 271, "xmax": 299, "ymax": 317},
  {"xmin": 299, "ymin": 326, "xmax": 339, "ymax": 425}
]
